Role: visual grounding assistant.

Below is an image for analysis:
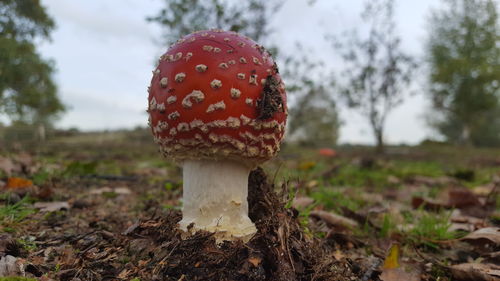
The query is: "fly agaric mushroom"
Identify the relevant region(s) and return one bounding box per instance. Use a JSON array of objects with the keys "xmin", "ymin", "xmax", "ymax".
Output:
[{"xmin": 148, "ymin": 29, "xmax": 287, "ymax": 242}]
